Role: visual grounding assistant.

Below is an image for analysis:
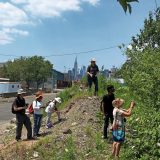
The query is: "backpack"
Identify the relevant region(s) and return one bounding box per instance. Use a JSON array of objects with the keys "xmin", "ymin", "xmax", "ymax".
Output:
[{"xmin": 28, "ymin": 104, "xmax": 34, "ymax": 114}]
